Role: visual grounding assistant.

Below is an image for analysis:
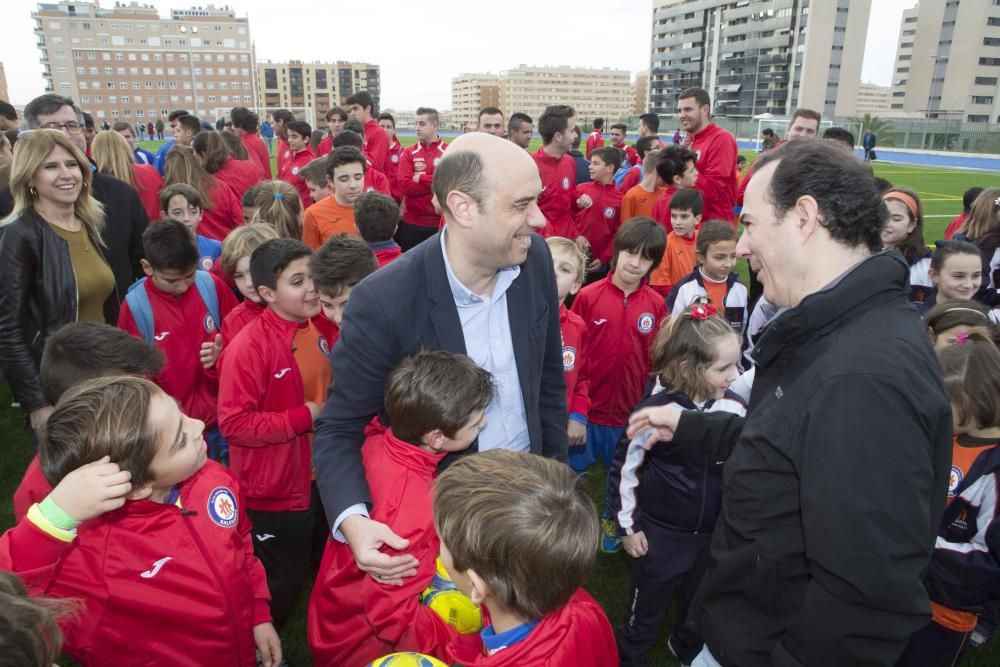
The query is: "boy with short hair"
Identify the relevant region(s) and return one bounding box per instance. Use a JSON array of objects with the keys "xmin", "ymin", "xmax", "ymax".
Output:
[
  {"xmin": 344, "ymin": 91, "xmax": 390, "ymax": 175},
  {"xmin": 159, "ymin": 182, "xmax": 222, "ymax": 272},
  {"xmin": 378, "ymin": 112, "xmax": 403, "ymax": 200},
  {"xmin": 307, "ymin": 349, "xmax": 494, "ymax": 666},
  {"xmin": 436, "ymin": 449, "xmax": 618, "ymax": 665},
  {"xmin": 333, "ymin": 127, "xmax": 393, "ymax": 196},
  {"xmin": 218, "ymin": 238, "xmax": 331, "ymax": 627},
  {"xmin": 586, "ymin": 117, "xmax": 605, "ymax": 159},
  {"xmin": 219, "ymin": 223, "xmax": 280, "ymax": 343},
  {"xmin": 573, "ymin": 146, "xmax": 624, "ymax": 279},
  {"xmin": 173, "ymin": 113, "xmax": 202, "ymax": 147},
  {"xmin": 621, "ymin": 150, "xmax": 665, "ymax": 222},
  {"xmin": 302, "ymin": 146, "xmax": 364, "ymax": 250},
  {"xmin": 617, "ymin": 136, "xmax": 662, "ymax": 194},
  {"xmin": 650, "ymin": 145, "xmax": 699, "ymax": 232},
  {"xmin": 608, "ymin": 123, "xmax": 639, "ymax": 167},
  {"xmin": 300, "ymin": 157, "xmax": 334, "ymax": 205},
  {"xmin": 397, "ymin": 107, "xmax": 447, "ymax": 251},
  {"xmin": 118, "ymin": 219, "xmax": 238, "ymax": 461},
  {"xmin": 355, "ymin": 191, "xmax": 403, "ymax": 266},
  {"xmin": 650, "ymin": 188, "xmax": 703, "ymax": 298},
  {"xmin": 309, "ymin": 234, "xmax": 379, "ymax": 330},
  {"xmin": 278, "ymin": 119, "xmax": 316, "ymax": 208},
  {"xmin": 317, "ymin": 106, "xmax": 348, "ymax": 157}
]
